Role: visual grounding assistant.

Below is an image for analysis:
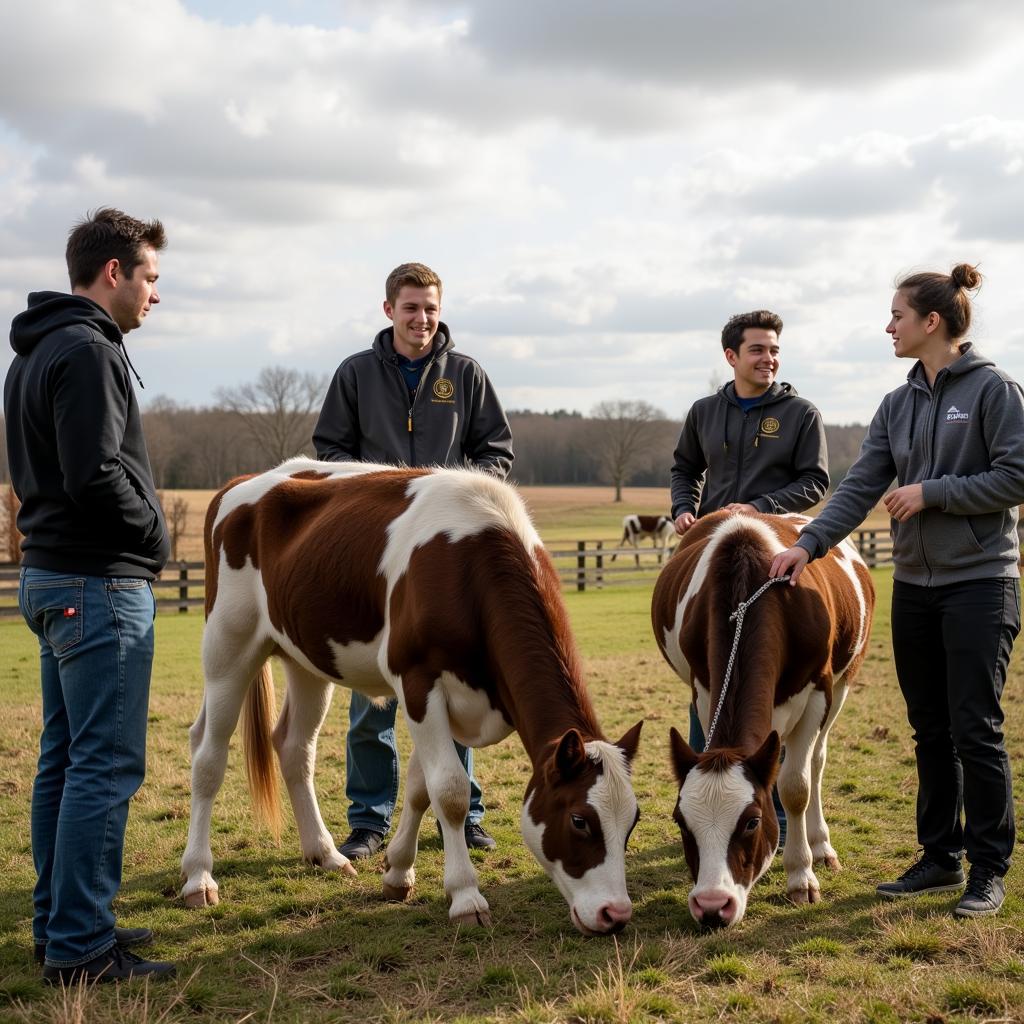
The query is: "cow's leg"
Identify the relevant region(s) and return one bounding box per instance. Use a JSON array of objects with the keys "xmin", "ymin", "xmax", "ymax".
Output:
[
  {"xmin": 181, "ymin": 621, "xmax": 272, "ymax": 908},
  {"xmin": 808, "ymin": 681, "xmax": 848, "ymax": 870},
  {"xmin": 273, "ymin": 660, "xmax": 354, "ymax": 875},
  {"xmin": 778, "ymin": 688, "xmax": 828, "ymax": 905},
  {"xmin": 399, "ymin": 684, "xmax": 489, "ymax": 926},
  {"xmin": 381, "ymin": 745, "xmax": 429, "ymax": 900}
]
